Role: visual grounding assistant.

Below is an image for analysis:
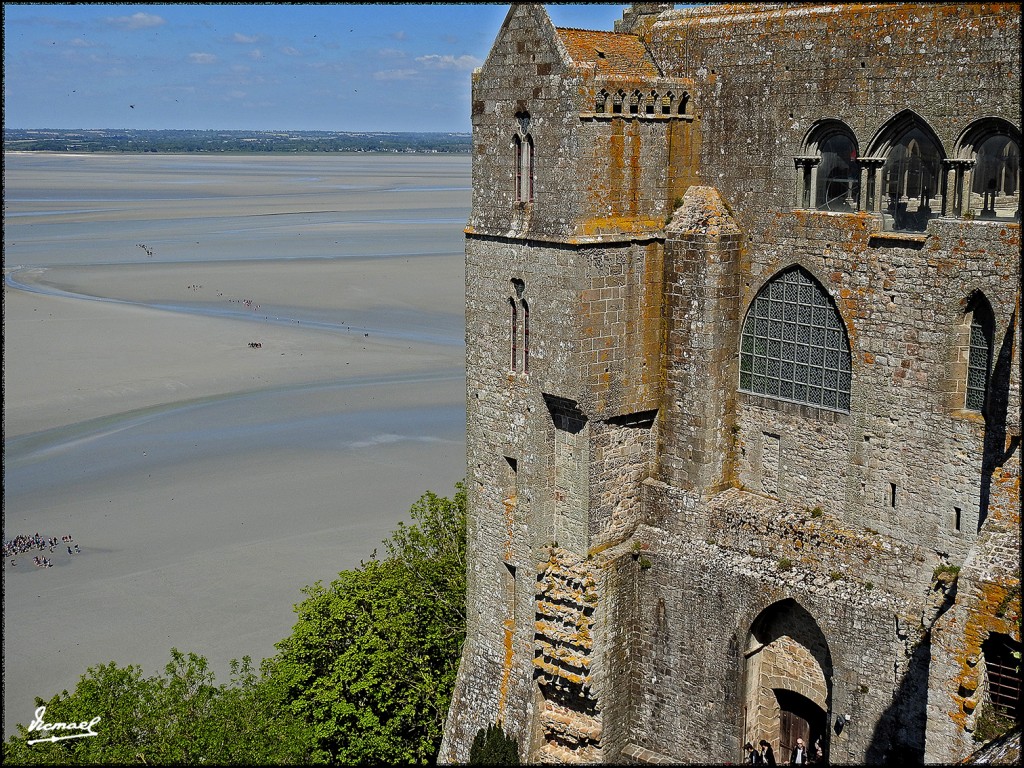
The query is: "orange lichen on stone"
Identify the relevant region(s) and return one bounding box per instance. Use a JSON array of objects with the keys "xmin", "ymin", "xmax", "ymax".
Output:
[
  {"xmin": 949, "ymin": 577, "xmax": 1022, "ymax": 730},
  {"xmin": 503, "ymin": 494, "xmax": 516, "ymax": 561},
  {"xmin": 496, "ymin": 617, "xmax": 516, "ymax": 720}
]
